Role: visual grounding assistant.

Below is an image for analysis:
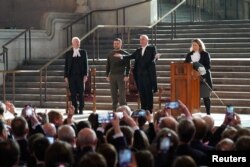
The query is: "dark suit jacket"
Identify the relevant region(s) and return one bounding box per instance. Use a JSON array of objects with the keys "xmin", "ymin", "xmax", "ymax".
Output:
[
  {"xmin": 64, "ymin": 48, "xmax": 89, "ymax": 78},
  {"xmin": 124, "ymin": 45, "xmax": 158, "ymax": 92},
  {"xmin": 185, "ymin": 50, "xmax": 213, "ymax": 88}
]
